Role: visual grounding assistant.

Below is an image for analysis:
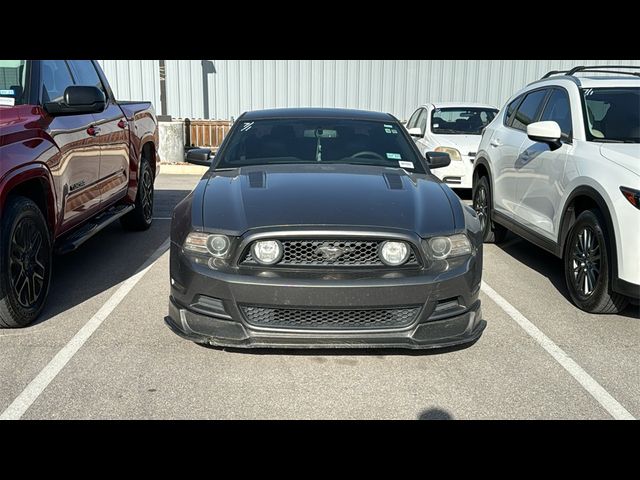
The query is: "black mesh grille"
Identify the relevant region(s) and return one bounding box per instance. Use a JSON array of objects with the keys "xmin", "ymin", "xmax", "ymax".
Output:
[
  {"xmin": 241, "ymin": 305, "xmax": 420, "ymax": 330},
  {"xmin": 241, "ymin": 239, "xmax": 419, "ymax": 267}
]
